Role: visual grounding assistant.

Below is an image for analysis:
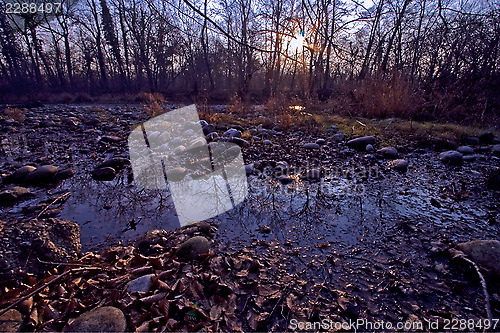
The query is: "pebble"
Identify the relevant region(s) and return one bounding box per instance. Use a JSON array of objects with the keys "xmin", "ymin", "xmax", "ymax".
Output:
[
  {"xmin": 478, "ymin": 131, "xmax": 494, "ymax": 144},
  {"xmin": 92, "ymin": 167, "xmax": 116, "ymax": 181},
  {"xmin": 365, "ymin": 144, "xmax": 375, "ymax": 153},
  {"xmin": 263, "ymin": 140, "xmax": 272, "ymax": 145},
  {"xmin": 492, "ymin": 144, "xmax": 500, "ymax": 157},
  {"xmin": 378, "ymin": 147, "xmax": 398, "ymax": 159},
  {"xmin": 389, "ymin": 159, "xmax": 409, "ymax": 172},
  {"xmin": 63, "ymin": 306, "xmax": 126, "ymax": 332},
  {"xmin": 245, "ymin": 164, "xmax": 255, "ymax": 176},
  {"xmin": 24, "ymin": 165, "xmax": 58, "ymax": 184},
  {"xmin": 277, "ymin": 175, "xmax": 294, "ymax": 184},
  {"xmin": 303, "ymin": 143, "xmax": 320, "ymax": 149},
  {"xmin": 202, "ymin": 124, "xmax": 216, "ymax": 135},
  {"xmin": 457, "ymin": 146, "xmax": 475, "ymax": 155},
  {"xmin": 99, "ymin": 135, "xmax": 121, "ymax": 143},
  {"xmin": 176, "ymin": 236, "xmax": 210, "ymax": 260},
  {"xmin": 346, "ymin": 136, "xmax": 376, "ymax": 150},
  {"xmin": 315, "ymin": 139, "xmax": 326, "ymax": 145},
  {"xmin": 12, "ymin": 165, "xmax": 36, "ymax": 182},
  {"xmin": 127, "ymin": 274, "xmax": 154, "ymax": 294},
  {"xmin": 224, "ymin": 128, "xmax": 242, "ymax": 138},
  {"xmin": 332, "ymin": 132, "xmax": 346, "ymax": 142},
  {"xmin": 439, "ymin": 150, "xmax": 464, "ymax": 166}
]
